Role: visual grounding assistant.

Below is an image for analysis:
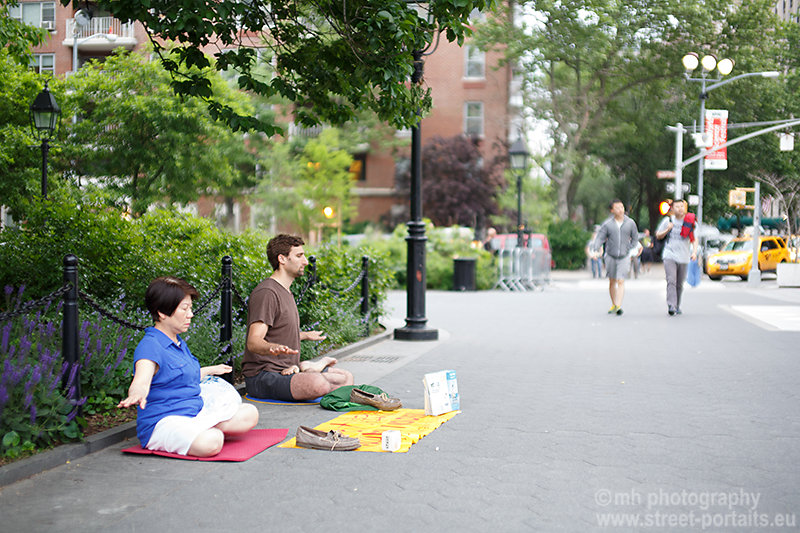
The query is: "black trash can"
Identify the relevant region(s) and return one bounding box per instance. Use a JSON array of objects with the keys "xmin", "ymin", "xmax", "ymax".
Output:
[{"xmin": 453, "ymin": 258, "xmax": 477, "ymax": 291}]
